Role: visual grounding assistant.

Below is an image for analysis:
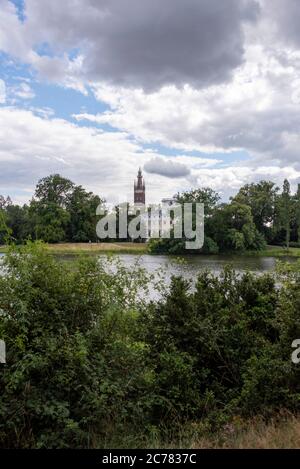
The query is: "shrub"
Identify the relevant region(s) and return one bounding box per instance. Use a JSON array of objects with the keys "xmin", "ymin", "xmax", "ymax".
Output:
[
  {"xmin": 0, "ymin": 243, "xmax": 153, "ymax": 448},
  {"xmin": 1, "ymin": 243, "xmax": 300, "ymax": 447}
]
